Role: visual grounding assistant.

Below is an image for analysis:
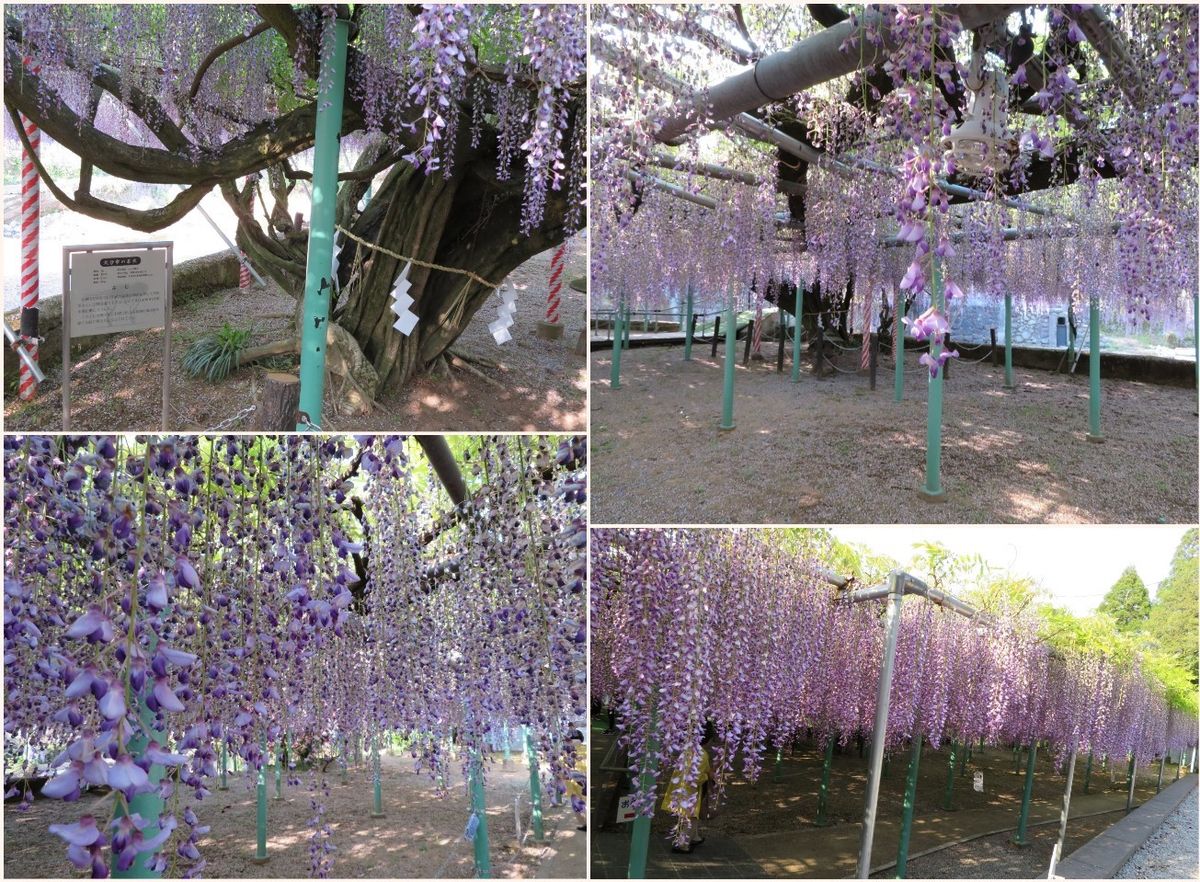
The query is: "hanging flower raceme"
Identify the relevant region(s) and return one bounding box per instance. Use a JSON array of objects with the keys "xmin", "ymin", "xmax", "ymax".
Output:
[{"xmin": 3, "ymin": 434, "xmax": 585, "ymax": 879}]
